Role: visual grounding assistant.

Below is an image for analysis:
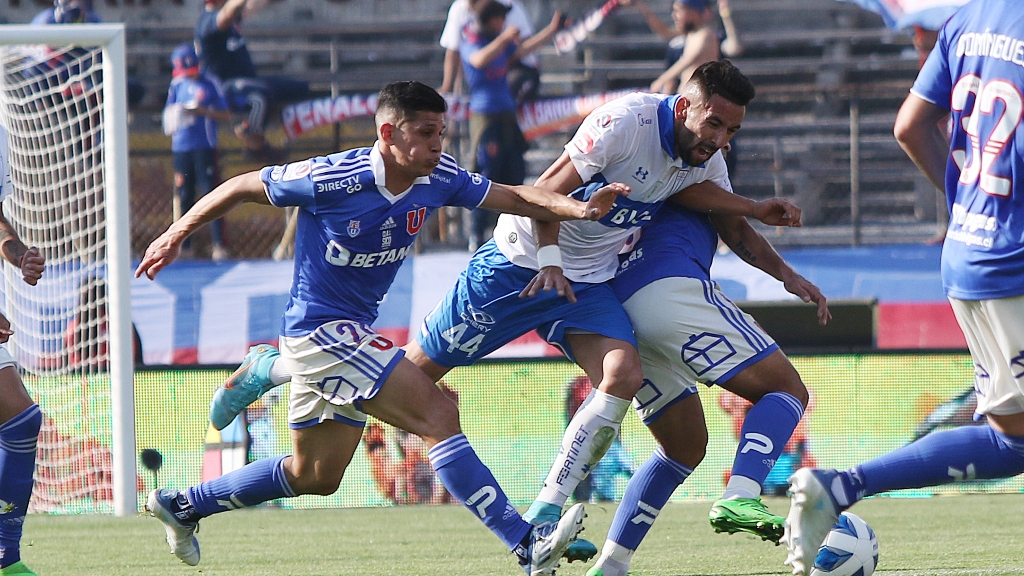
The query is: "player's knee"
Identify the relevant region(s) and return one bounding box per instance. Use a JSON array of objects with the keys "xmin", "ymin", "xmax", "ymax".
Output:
[
  {"xmin": 413, "ymin": 399, "xmax": 463, "ymax": 446},
  {"xmin": 777, "ymin": 374, "xmax": 809, "ymax": 407},
  {"xmin": 597, "ymin": 354, "xmax": 644, "ymax": 399},
  {"xmin": 662, "ymin": 432, "xmax": 707, "ymax": 469},
  {"xmin": 289, "ymin": 466, "xmax": 344, "ymax": 496}
]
